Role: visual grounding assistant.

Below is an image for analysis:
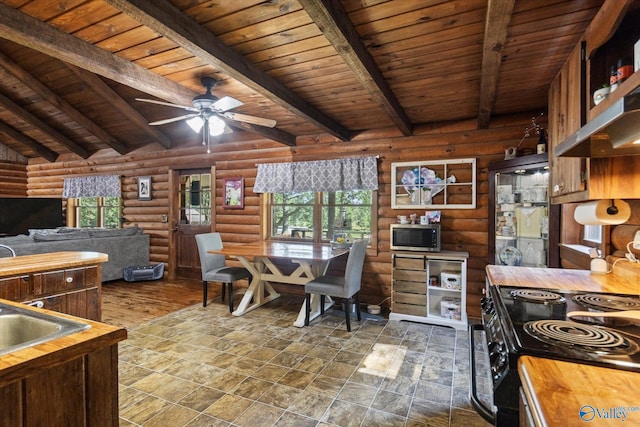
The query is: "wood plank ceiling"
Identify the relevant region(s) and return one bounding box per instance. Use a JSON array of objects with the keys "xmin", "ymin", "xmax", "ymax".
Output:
[{"xmin": 0, "ymin": 0, "xmax": 605, "ymax": 161}]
